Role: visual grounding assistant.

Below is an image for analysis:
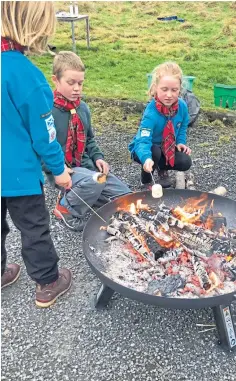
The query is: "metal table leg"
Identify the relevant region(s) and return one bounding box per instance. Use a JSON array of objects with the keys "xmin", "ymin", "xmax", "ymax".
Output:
[
  {"xmin": 71, "ymin": 20, "xmax": 76, "ymax": 52},
  {"xmin": 212, "ymin": 304, "xmax": 236, "ymax": 351},
  {"xmin": 94, "ymin": 284, "xmax": 115, "ymax": 309},
  {"xmin": 86, "ymin": 17, "xmax": 90, "ymax": 48}
]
